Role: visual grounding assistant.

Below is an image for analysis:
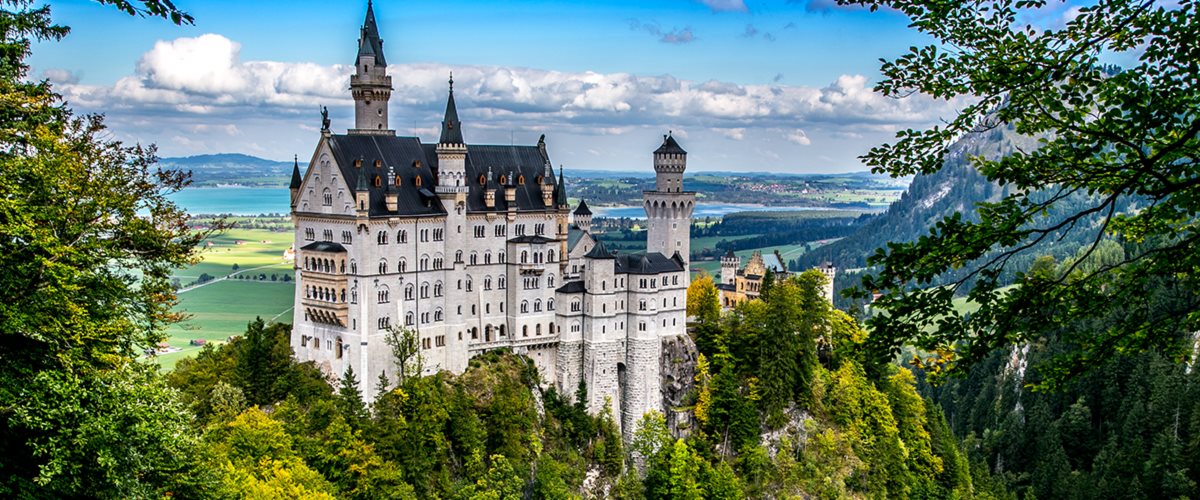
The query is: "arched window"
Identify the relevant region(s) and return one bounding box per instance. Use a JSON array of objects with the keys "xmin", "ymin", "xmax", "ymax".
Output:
[
  {"xmin": 521, "ymin": 251, "xmax": 528, "ymax": 263},
  {"xmin": 398, "ymin": 258, "xmax": 407, "ymax": 273},
  {"xmin": 398, "ymin": 230, "xmax": 408, "ymax": 243},
  {"xmin": 434, "ymin": 281, "xmax": 443, "ymax": 297},
  {"xmin": 548, "ymin": 249, "xmax": 555, "ymax": 262},
  {"xmin": 498, "ymin": 251, "xmax": 506, "ymax": 263},
  {"xmin": 455, "ymin": 250, "xmax": 463, "ymax": 263},
  {"xmin": 405, "ymin": 312, "xmax": 414, "ymax": 326},
  {"xmin": 484, "ymin": 276, "xmax": 492, "ymax": 290},
  {"xmin": 548, "ymin": 298, "xmax": 555, "ymax": 310},
  {"xmin": 434, "ymin": 308, "xmax": 443, "ymax": 322},
  {"xmin": 378, "ymin": 259, "xmax": 388, "ymax": 274},
  {"xmin": 548, "ymin": 275, "xmax": 555, "ymax": 287},
  {"xmin": 536, "ymin": 324, "xmax": 542, "ymax": 336},
  {"xmin": 534, "ymin": 299, "xmax": 542, "ymax": 312},
  {"xmin": 377, "ymin": 231, "xmax": 388, "ymax": 245},
  {"xmin": 420, "ymin": 282, "xmax": 430, "ymax": 299},
  {"xmin": 349, "ymin": 260, "xmax": 357, "ymax": 274},
  {"xmin": 404, "ymin": 284, "xmax": 414, "ymax": 300},
  {"xmin": 521, "ymin": 300, "xmax": 529, "ymax": 313},
  {"xmin": 322, "ymin": 188, "xmax": 332, "ymax": 206},
  {"xmin": 377, "ymin": 286, "xmax": 389, "ymax": 304},
  {"xmin": 336, "ymin": 337, "xmax": 344, "ymax": 358},
  {"xmin": 484, "ymin": 251, "xmax": 492, "ymax": 265},
  {"xmin": 498, "ymin": 276, "xmax": 507, "ymax": 289},
  {"xmin": 470, "ymin": 252, "xmax": 478, "ymax": 265}
]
